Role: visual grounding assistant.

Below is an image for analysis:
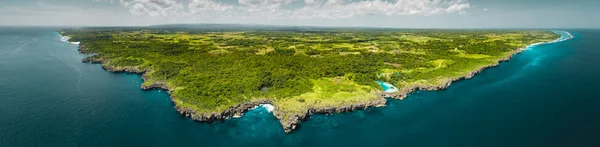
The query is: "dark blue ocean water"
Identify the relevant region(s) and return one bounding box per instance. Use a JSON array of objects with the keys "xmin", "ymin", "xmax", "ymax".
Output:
[{"xmin": 1, "ymin": 28, "xmax": 599, "ymax": 147}]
